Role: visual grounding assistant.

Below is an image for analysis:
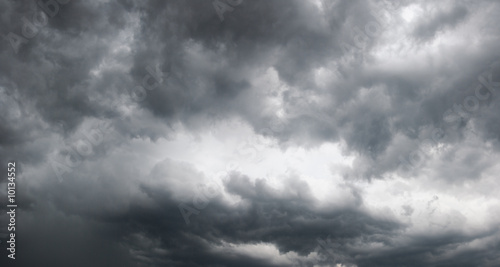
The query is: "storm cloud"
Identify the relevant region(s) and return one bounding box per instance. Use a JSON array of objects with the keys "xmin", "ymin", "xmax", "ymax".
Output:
[{"xmin": 1, "ymin": 0, "xmax": 500, "ymax": 266}]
